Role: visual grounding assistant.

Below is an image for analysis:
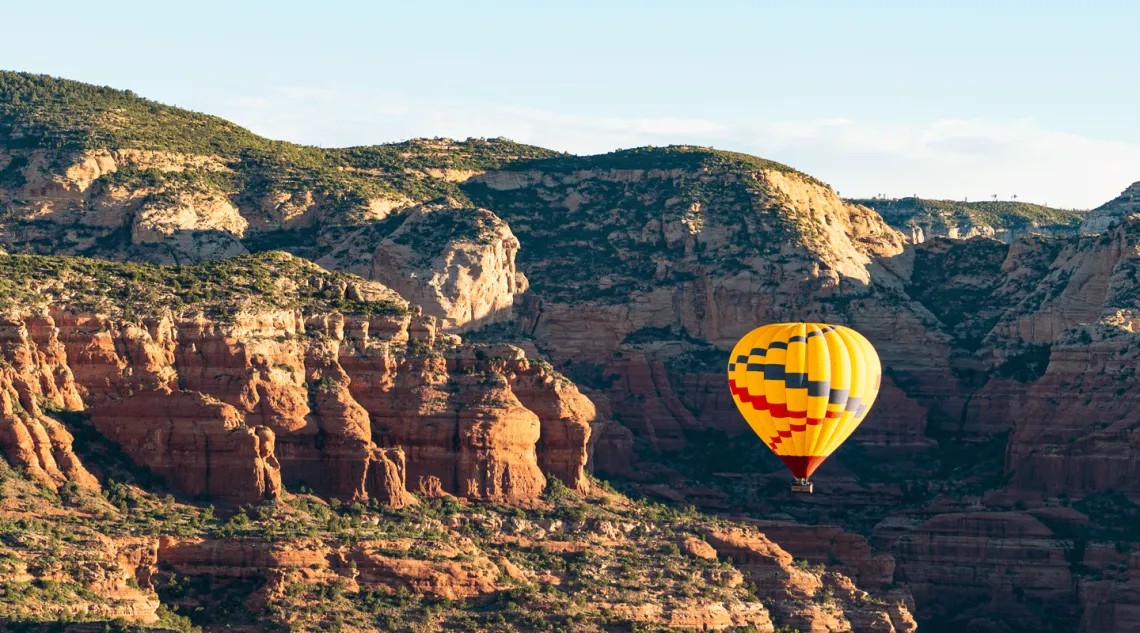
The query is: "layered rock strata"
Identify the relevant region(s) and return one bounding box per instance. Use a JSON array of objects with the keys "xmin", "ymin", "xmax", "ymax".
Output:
[{"xmin": 0, "ymin": 308, "xmax": 600, "ymax": 505}]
